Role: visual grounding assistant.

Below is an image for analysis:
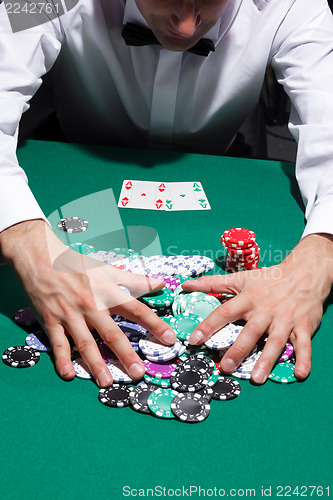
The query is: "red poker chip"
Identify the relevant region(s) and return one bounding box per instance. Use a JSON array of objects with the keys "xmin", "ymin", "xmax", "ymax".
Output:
[
  {"xmin": 225, "ymin": 242, "xmax": 260, "ymax": 257},
  {"xmin": 225, "ymin": 254, "xmax": 259, "ymax": 263},
  {"xmin": 221, "ymin": 228, "xmax": 256, "ymax": 249}
]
